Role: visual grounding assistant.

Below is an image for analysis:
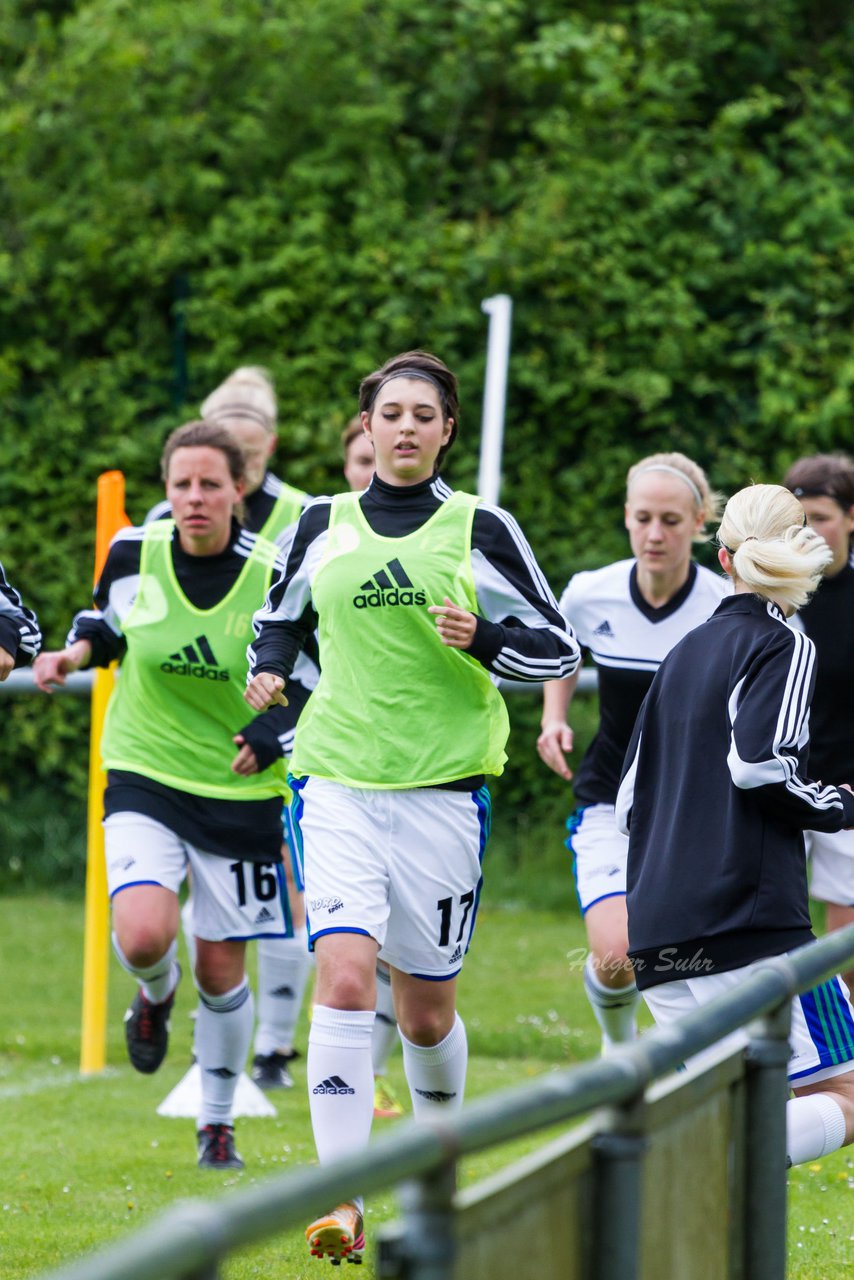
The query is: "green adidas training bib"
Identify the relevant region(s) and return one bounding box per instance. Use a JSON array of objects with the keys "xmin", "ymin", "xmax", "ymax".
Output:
[
  {"xmin": 289, "ymin": 491, "xmax": 509, "ymax": 788},
  {"xmin": 102, "ymin": 521, "xmax": 288, "ymax": 800},
  {"xmin": 258, "ymin": 482, "xmax": 307, "ymax": 542}
]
